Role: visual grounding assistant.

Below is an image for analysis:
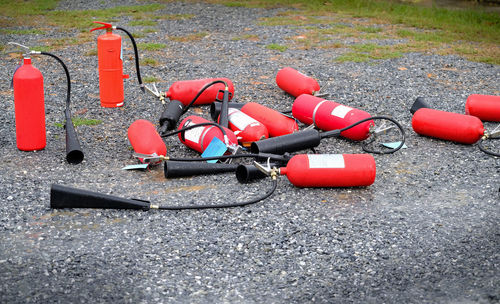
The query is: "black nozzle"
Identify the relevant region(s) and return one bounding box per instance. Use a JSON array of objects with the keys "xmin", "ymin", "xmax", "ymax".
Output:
[
  {"xmin": 159, "ymin": 100, "xmax": 184, "ymax": 133},
  {"xmin": 50, "ymin": 184, "xmax": 150, "ymax": 210},
  {"xmin": 250, "ymin": 129, "xmax": 322, "ymax": 155},
  {"xmin": 210, "ymin": 102, "xmax": 245, "ymax": 121},
  {"xmin": 236, "ymin": 164, "xmax": 274, "ymax": 183},
  {"xmin": 164, "ymin": 161, "xmax": 239, "ymax": 178},
  {"xmin": 65, "ymin": 116, "xmax": 84, "ymax": 164},
  {"xmin": 410, "ymin": 97, "xmax": 431, "ymax": 114}
]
